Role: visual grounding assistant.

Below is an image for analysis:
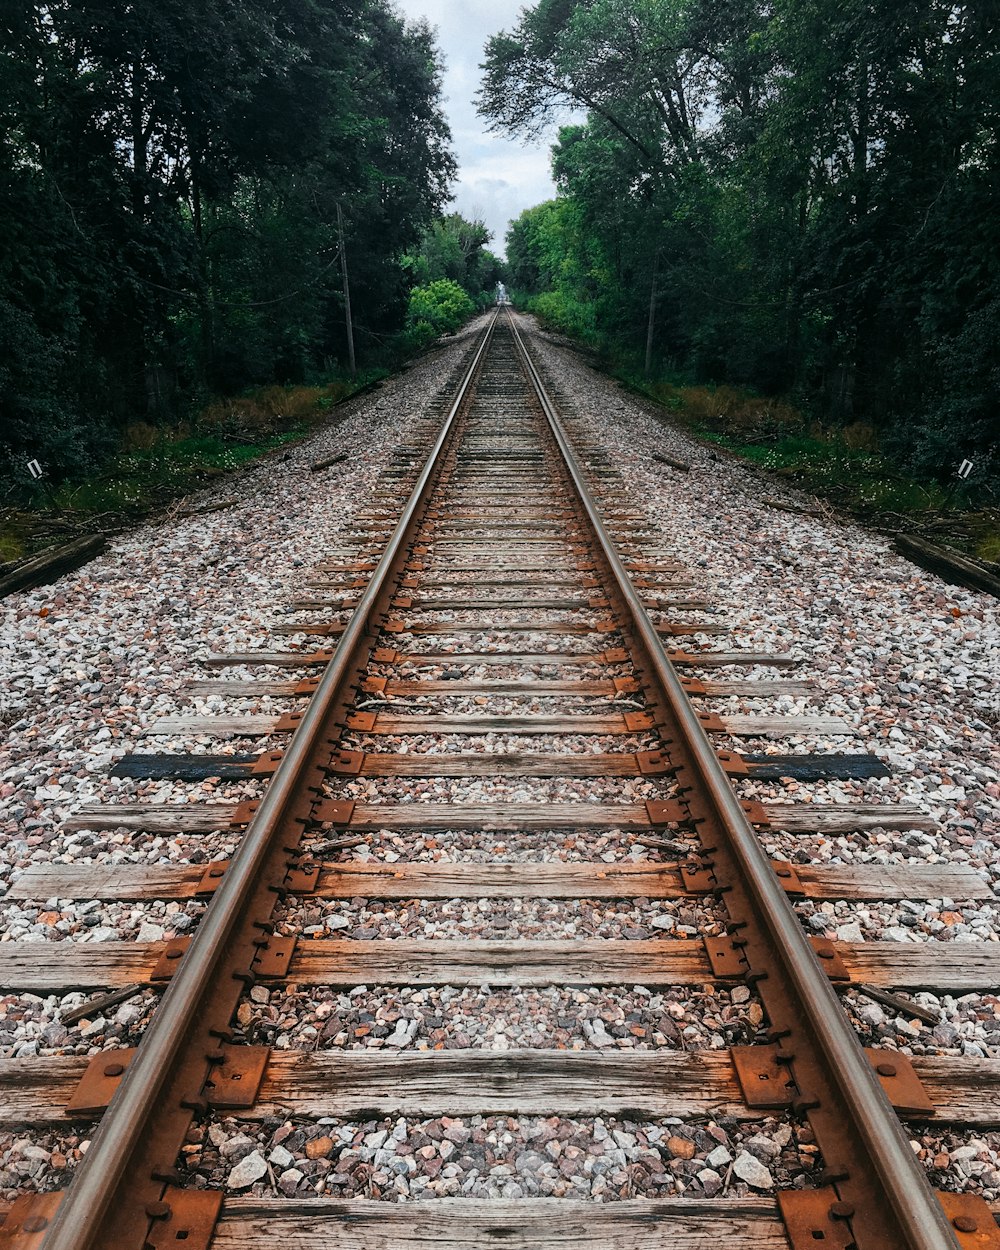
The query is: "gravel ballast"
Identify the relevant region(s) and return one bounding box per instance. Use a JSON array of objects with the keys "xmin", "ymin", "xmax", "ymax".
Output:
[{"xmin": 0, "ymin": 310, "xmax": 997, "ymax": 1211}]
